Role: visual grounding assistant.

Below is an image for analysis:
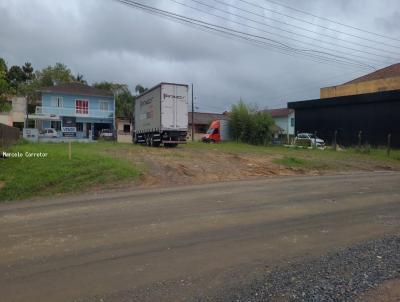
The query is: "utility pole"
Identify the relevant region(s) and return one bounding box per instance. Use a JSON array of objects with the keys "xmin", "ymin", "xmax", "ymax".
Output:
[{"xmin": 191, "ymin": 83, "xmax": 194, "ymax": 142}]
